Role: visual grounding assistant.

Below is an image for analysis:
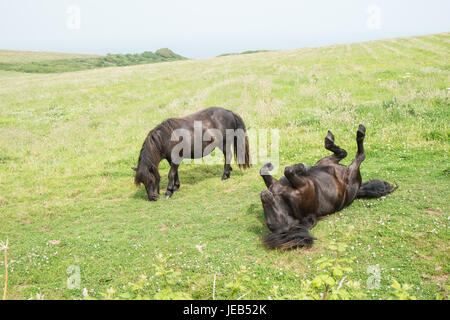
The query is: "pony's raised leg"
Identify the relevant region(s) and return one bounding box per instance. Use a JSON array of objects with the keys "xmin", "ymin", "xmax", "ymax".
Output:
[
  {"xmin": 260, "ymin": 163, "xmax": 277, "ymax": 188},
  {"xmin": 345, "ymin": 125, "xmax": 366, "ymax": 195},
  {"xmin": 315, "ymin": 131, "xmax": 348, "ymax": 166},
  {"xmin": 284, "ymin": 164, "xmax": 308, "ymax": 188},
  {"xmin": 165, "ymin": 163, "xmax": 179, "ymax": 199},
  {"xmin": 350, "ymin": 125, "xmax": 366, "ymax": 167},
  {"xmin": 220, "ymin": 142, "xmax": 233, "ymax": 181}
]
